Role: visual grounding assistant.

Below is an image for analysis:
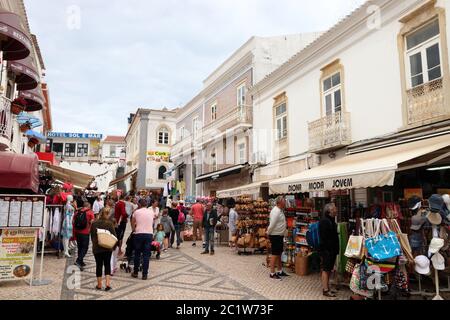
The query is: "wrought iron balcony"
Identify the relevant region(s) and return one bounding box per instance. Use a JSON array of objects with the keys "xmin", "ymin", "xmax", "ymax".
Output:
[
  {"xmin": 308, "ymin": 111, "xmax": 351, "ymax": 153},
  {"xmin": 406, "ymin": 78, "xmax": 448, "ymax": 125},
  {"xmin": 0, "ymin": 96, "xmax": 12, "ymax": 151}
]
